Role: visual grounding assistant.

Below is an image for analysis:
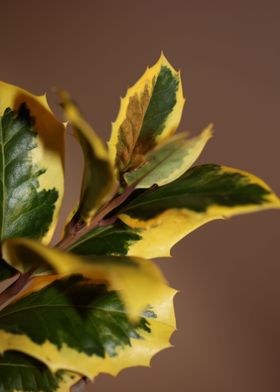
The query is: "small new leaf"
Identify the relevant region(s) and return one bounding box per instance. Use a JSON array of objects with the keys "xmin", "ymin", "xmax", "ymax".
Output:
[{"xmin": 124, "ymin": 125, "xmax": 212, "ymax": 188}]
